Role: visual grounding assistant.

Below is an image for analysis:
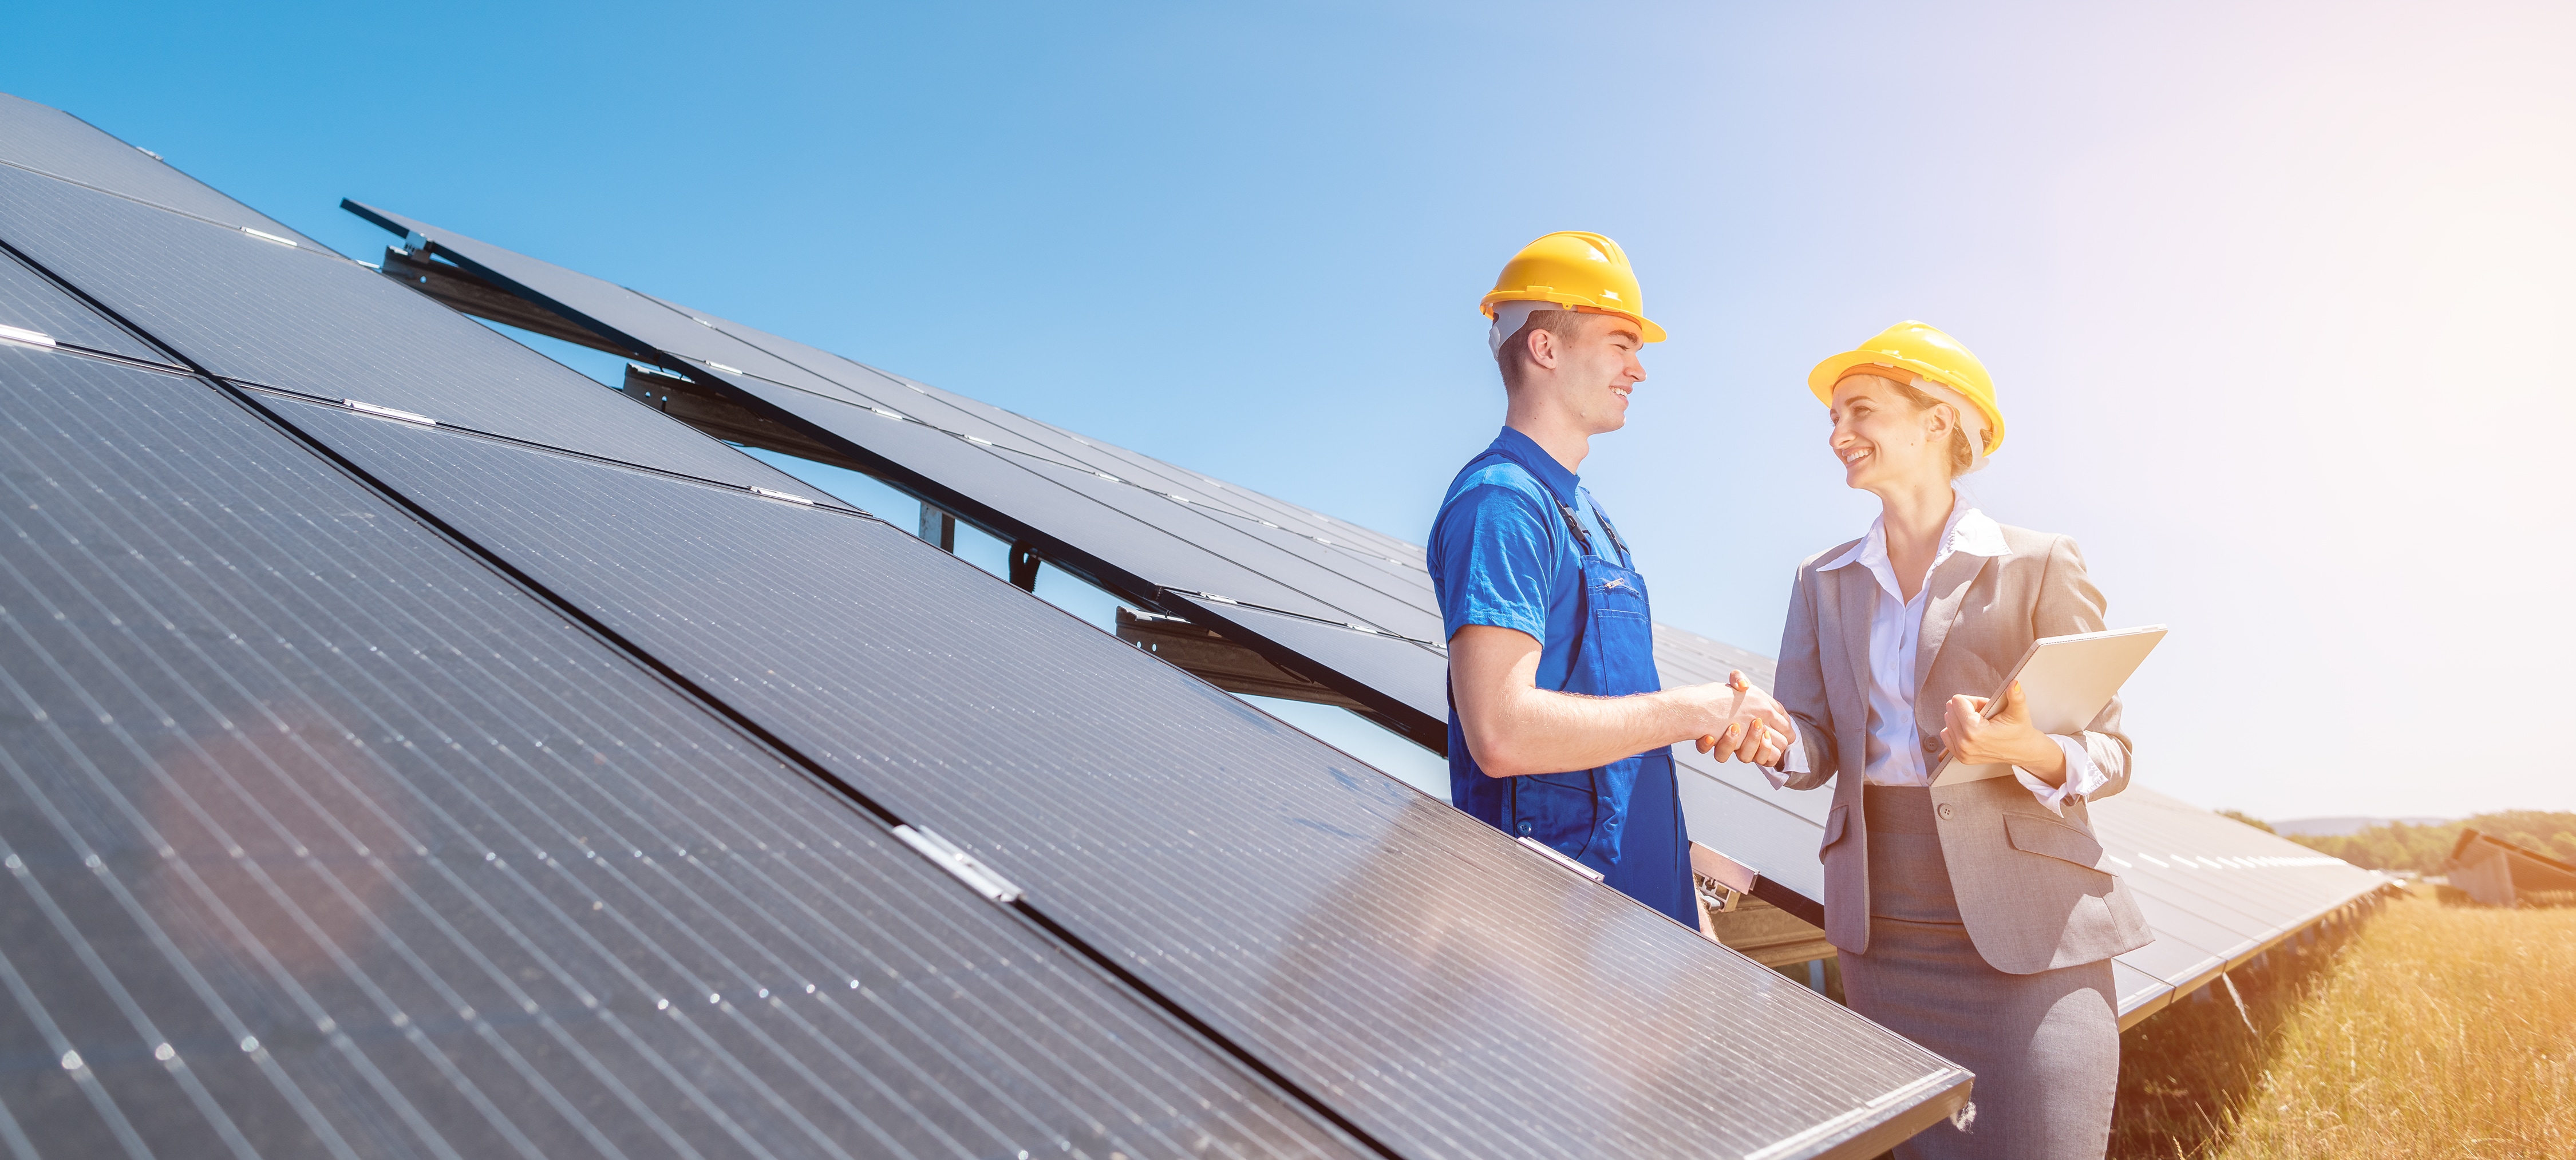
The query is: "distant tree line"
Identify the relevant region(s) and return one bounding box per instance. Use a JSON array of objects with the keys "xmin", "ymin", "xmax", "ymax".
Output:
[{"xmin": 2223, "ymin": 811, "xmax": 2576, "ymax": 873}]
